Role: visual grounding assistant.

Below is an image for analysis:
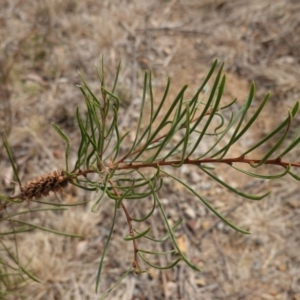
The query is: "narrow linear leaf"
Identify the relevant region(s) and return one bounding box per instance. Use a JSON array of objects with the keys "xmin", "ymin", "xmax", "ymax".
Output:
[
  {"xmin": 147, "ymin": 70, "xmax": 154, "ymax": 138},
  {"xmin": 102, "ymin": 105, "xmax": 119, "ymax": 160},
  {"xmin": 216, "ymin": 83, "xmax": 254, "ymax": 159},
  {"xmin": 100, "ymin": 88, "xmax": 120, "ymax": 112},
  {"xmin": 213, "ymin": 88, "xmax": 270, "ymax": 159},
  {"xmin": 137, "ymin": 249, "xmax": 176, "ymax": 255},
  {"xmin": 85, "ymin": 100, "xmax": 97, "ymax": 146},
  {"xmin": 134, "ymin": 217, "xmax": 183, "ymax": 242},
  {"xmin": 107, "ymin": 188, "xmax": 155, "ymax": 200},
  {"xmin": 78, "ymin": 71, "xmax": 102, "ymax": 106},
  {"xmin": 206, "ymin": 109, "xmax": 244, "ymax": 159},
  {"xmin": 278, "ymin": 135, "xmax": 300, "ymax": 158},
  {"xmin": 1, "ymin": 239, "xmax": 40, "ymax": 283},
  {"xmin": 187, "ymin": 71, "xmax": 226, "ymax": 158},
  {"xmin": 250, "ymin": 110, "xmax": 292, "ymax": 168},
  {"xmin": 130, "ymin": 72, "xmax": 148, "ymax": 152},
  {"xmin": 199, "ymin": 166, "xmax": 269, "ymax": 200},
  {"xmin": 213, "ymin": 112, "xmax": 225, "ymax": 134},
  {"xmin": 134, "ymin": 85, "xmax": 188, "ymax": 162},
  {"xmin": 124, "ymin": 227, "xmax": 151, "ymax": 240},
  {"xmin": 1, "ymin": 227, "xmax": 35, "ymax": 235},
  {"xmin": 112, "ymin": 131, "xmax": 130, "ymax": 162},
  {"xmin": 3, "ymin": 207, "xmax": 67, "ymax": 220},
  {"xmin": 111, "ymin": 61, "xmax": 121, "ymax": 95},
  {"xmin": 91, "ymin": 178, "xmax": 109, "ymax": 213},
  {"xmin": 180, "ymin": 59, "xmax": 219, "ymax": 123},
  {"xmin": 161, "ymin": 169, "xmax": 250, "ymax": 234},
  {"xmin": 151, "ymin": 77, "xmax": 170, "ymax": 124},
  {"xmin": 220, "ymin": 97, "xmax": 237, "ymax": 110},
  {"xmin": 76, "ymin": 108, "xmax": 99, "ymax": 167},
  {"xmin": 148, "ymin": 93, "xmax": 185, "ymax": 163},
  {"xmin": 74, "ymin": 108, "xmax": 88, "ymax": 170},
  {"xmin": 116, "ymin": 180, "xmax": 136, "ymax": 208},
  {"xmin": 98, "ymin": 267, "xmax": 132, "ymax": 300},
  {"xmin": 138, "ymin": 252, "xmax": 181, "ymax": 270},
  {"xmin": 234, "ymin": 92, "xmax": 270, "ymax": 142},
  {"xmin": 231, "ymin": 164, "xmax": 290, "ymax": 179},
  {"xmin": 131, "ymin": 193, "xmax": 156, "ymax": 222},
  {"xmin": 174, "ymin": 102, "xmax": 190, "ymax": 167},
  {"xmin": 155, "ymin": 194, "xmax": 201, "ymax": 271},
  {"xmin": 3, "ymin": 135, "xmax": 21, "ymax": 187},
  {"xmin": 19, "ymin": 266, "xmax": 40, "ymax": 283},
  {"xmin": 70, "ymin": 180, "xmax": 98, "ymax": 191},
  {"xmin": 96, "ymin": 200, "xmax": 118, "ymax": 293},
  {"xmin": 288, "ymin": 170, "xmax": 300, "ymax": 181},
  {"xmin": 8, "ymin": 220, "xmax": 83, "ymax": 238},
  {"xmin": 242, "ymin": 101, "xmax": 299, "ymax": 157},
  {"xmin": 32, "ymin": 199, "xmax": 89, "ymax": 207},
  {"xmin": 51, "ymin": 123, "xmax": 71, "ymax": 172}
]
